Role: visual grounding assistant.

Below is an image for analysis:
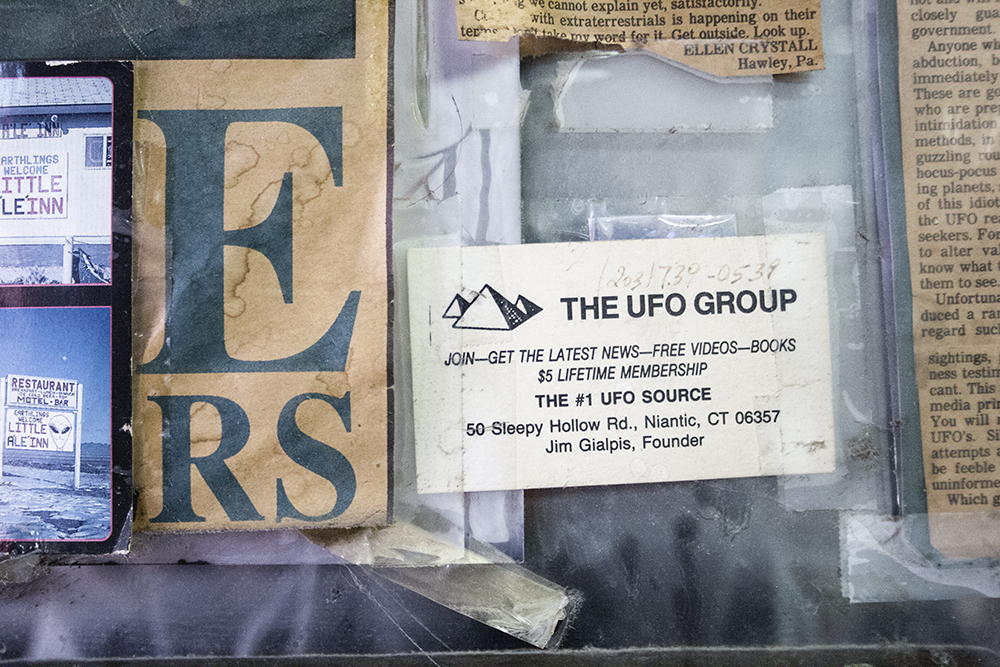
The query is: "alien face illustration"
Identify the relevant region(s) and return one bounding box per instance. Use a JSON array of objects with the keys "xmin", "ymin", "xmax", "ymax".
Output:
[{"xmin": 48, "ymin": 414, "xmax": 73, "ymax": 451}]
